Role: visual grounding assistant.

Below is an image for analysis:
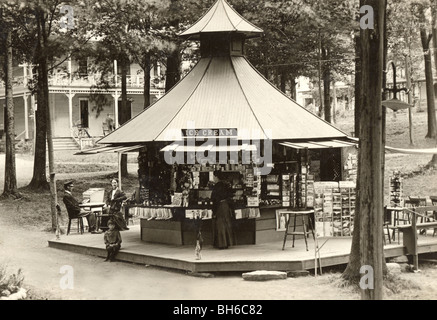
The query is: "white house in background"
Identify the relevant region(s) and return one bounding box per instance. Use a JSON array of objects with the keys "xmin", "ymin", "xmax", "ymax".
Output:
[
  {"xmin": 0, "ymin": 56, "xmax": 165, "ymax": 150},
  {"xmin": 295, "ymin": 76, "xmax": 354, "ymax": 116}
]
